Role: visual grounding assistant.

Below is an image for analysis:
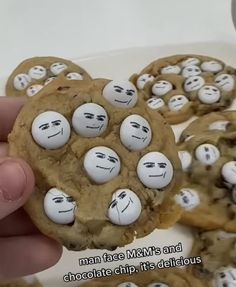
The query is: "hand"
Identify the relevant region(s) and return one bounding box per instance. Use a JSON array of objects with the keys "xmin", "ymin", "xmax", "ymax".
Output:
[{"xmin": 0, "ymin": 97, "xmax": 62, "ymax": 279}]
